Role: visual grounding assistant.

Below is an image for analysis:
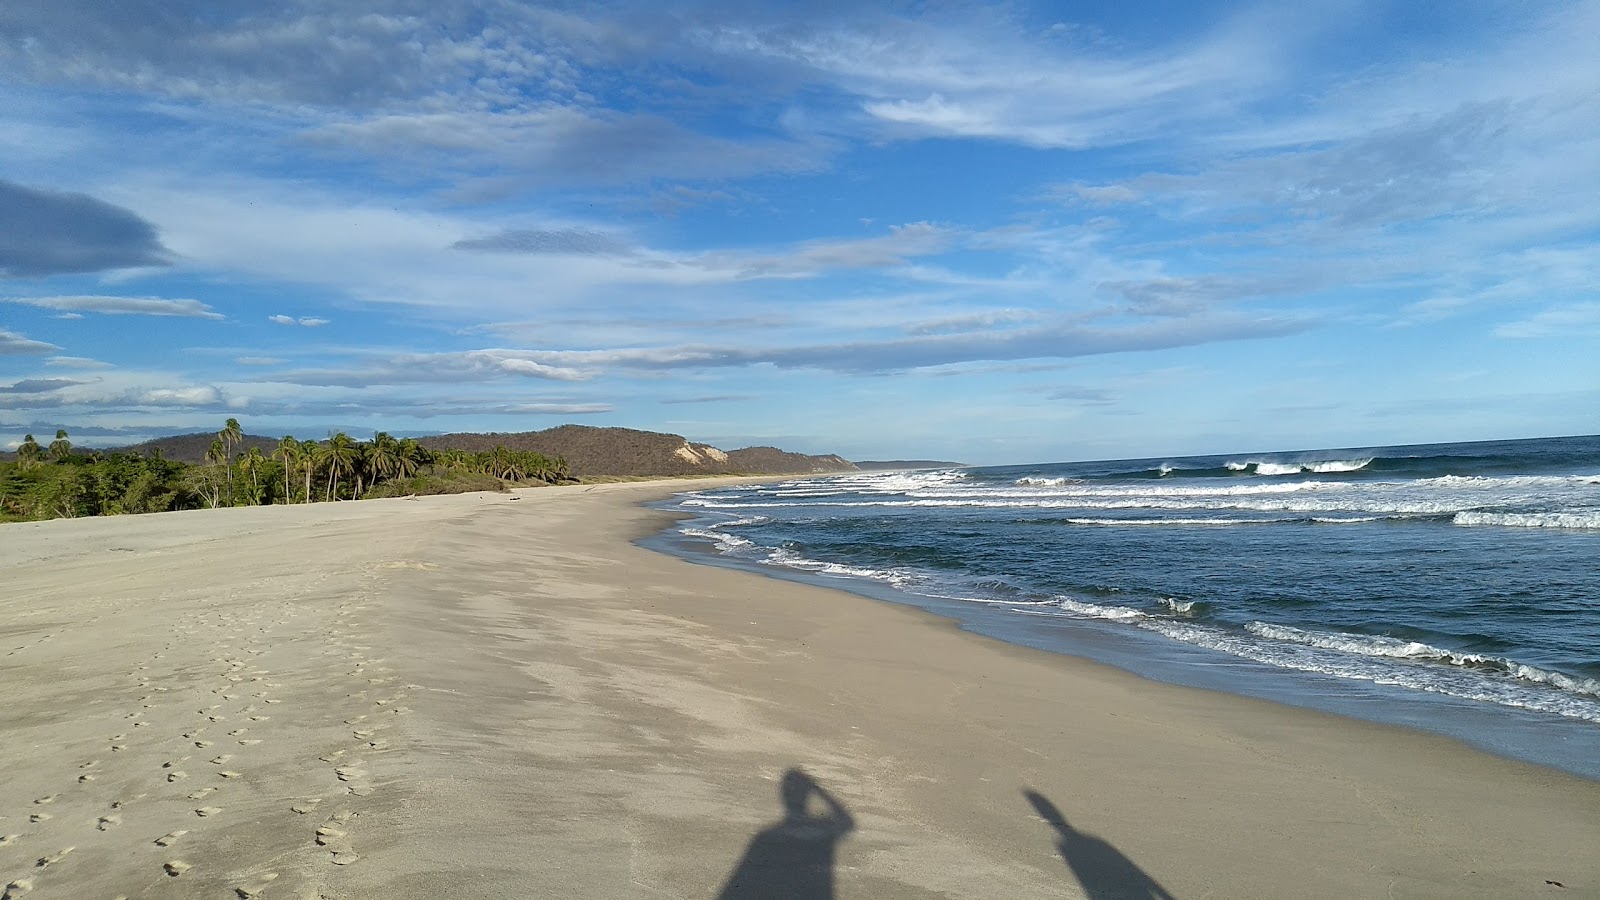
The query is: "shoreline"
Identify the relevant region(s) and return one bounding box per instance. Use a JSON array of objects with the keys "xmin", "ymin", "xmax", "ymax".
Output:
[
  {"xmin": 2, "ymin": 480, "xmax": 1595, "ymax": 898},
  {"xmin": 649, "ymin": 500, "xmax": 1600, "ymax": 784}
]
